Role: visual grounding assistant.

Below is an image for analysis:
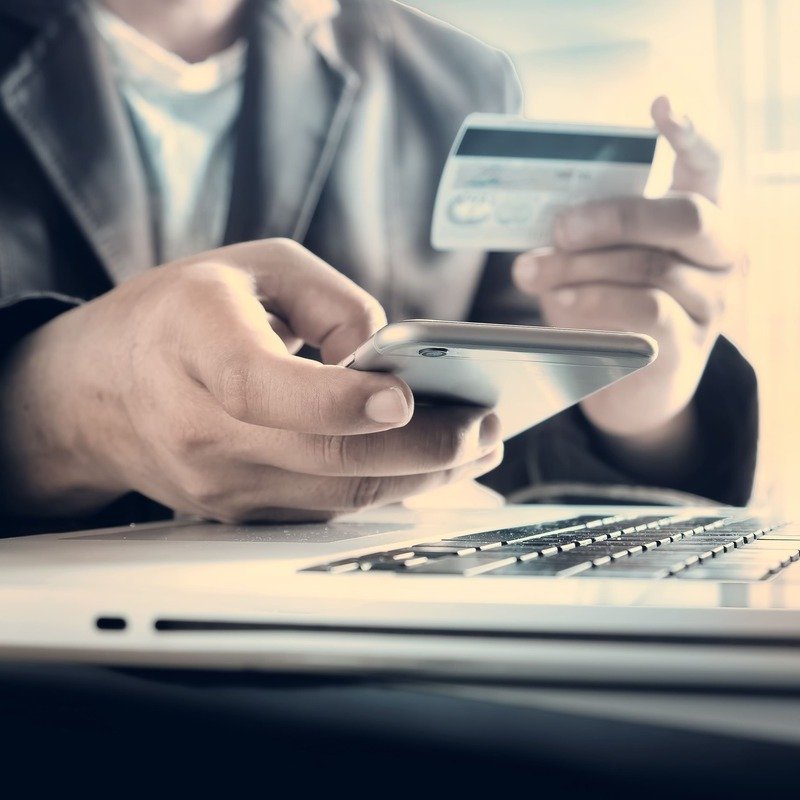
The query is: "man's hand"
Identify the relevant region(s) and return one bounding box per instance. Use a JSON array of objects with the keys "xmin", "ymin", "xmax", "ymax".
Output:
[
  {"xmin": 0, "ymin": 239, "xmax": 502, "ymax": 522},
  {"xmin": 511, "ymin": 97, "xmax": 742, "ymax": 478}
]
